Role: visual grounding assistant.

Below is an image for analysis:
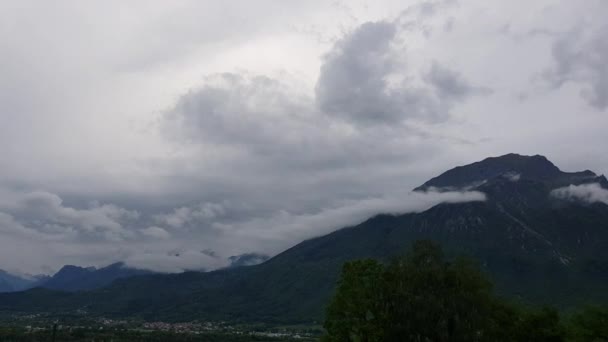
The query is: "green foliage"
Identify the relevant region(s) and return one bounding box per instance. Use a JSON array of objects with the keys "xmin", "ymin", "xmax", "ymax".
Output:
[
  {"xmin": 378, "ymin": 241, "xmax": 499, "ymax": 341},
  {"xmin": 323, "ymin": 240, "xmax": 578, "ymax": 342},
  {"xmin": 323, "ymin": 259, "xmax": 385, "ymax": 341},
  {"xmin": 568, "ymin": 306, "xmax": 608, "ymax": 341},
  {"xmin": 511, "ymin": 307, "xmax": 566, "ymax": 342}
]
